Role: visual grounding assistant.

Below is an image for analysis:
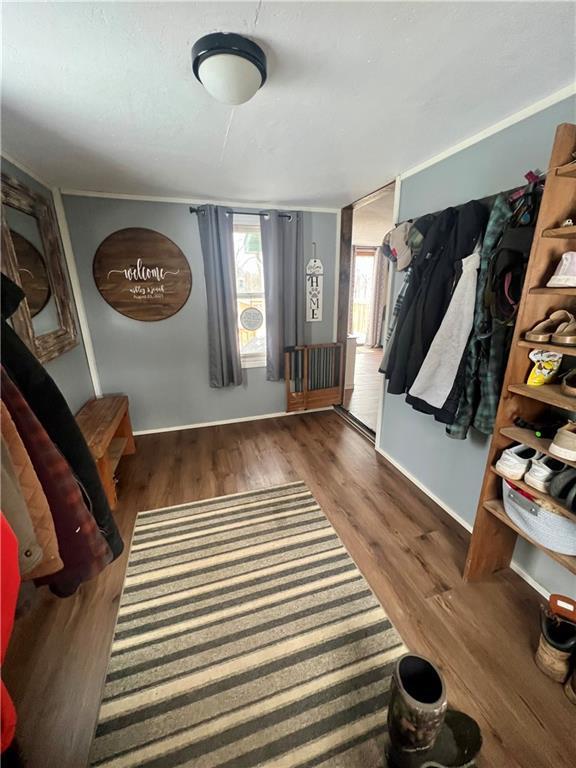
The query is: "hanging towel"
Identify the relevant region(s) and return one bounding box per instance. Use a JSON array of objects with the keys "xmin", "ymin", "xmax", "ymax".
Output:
[{"xmin": 408, "ymin": 247, "xmax": 481, "ymax": 409}]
